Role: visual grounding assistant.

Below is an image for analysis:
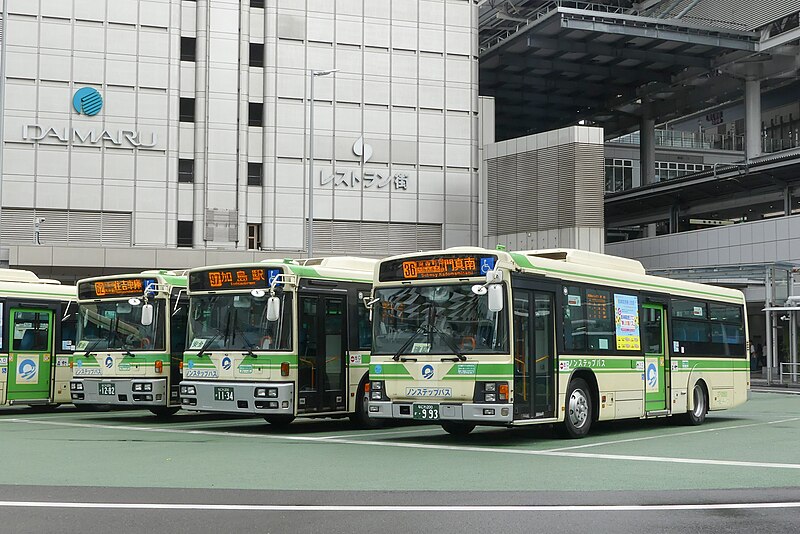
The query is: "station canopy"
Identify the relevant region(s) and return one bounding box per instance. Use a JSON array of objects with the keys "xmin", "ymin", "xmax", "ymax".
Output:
[{"xmin": 479, "ymin": 0, "xmax": 798, "ymax": 141}]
